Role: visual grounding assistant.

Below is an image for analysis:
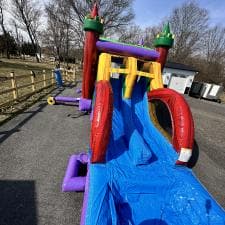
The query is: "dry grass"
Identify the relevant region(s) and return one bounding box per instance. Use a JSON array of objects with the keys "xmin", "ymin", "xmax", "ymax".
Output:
[
  {"xmin": 0, "ymin": 59, "xmax": 54, "ymax": 106},
  {"xmin": 0, "ymin": 58, "xmax": 53, "ymax": 77},
  {"xmin": 0, "ymin": 86, "xmax": 57, "ymax": 125},
  {"xmin": 0, "ymin": 59, "xmax": 79, "ymax": 105},
  {"xmin": 0, "ymin": 58, "xmax": 78, "ymax": 124}
]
